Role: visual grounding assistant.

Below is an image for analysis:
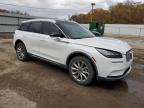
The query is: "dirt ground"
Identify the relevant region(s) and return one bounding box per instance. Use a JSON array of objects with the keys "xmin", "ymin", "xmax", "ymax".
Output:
[{"xmin": 0, "ymin": 36, "xmax": 144, "ymax": 108}]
